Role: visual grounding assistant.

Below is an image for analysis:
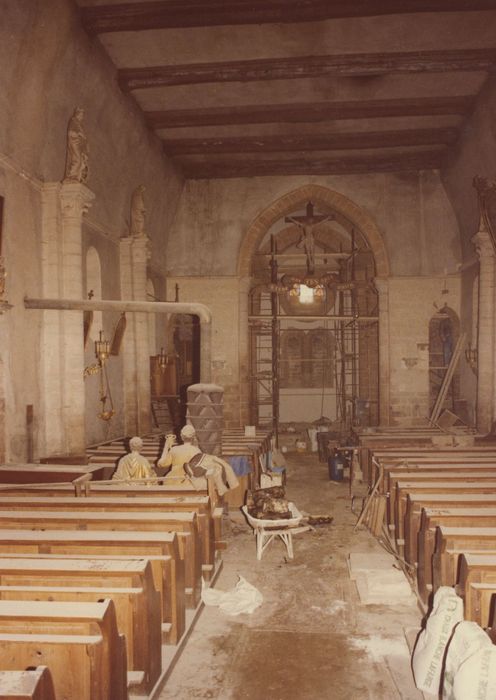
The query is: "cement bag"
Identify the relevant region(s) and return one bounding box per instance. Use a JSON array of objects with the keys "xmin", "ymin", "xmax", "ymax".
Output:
[
  {"xmin": 443, "ymin": 621, "xmax": 492, "ymax": 698},
  {"xmin": 412, "ymin": 586, "xmax": 463, "ymax": 694},
  {"xmin": 444, "ymin": 621, "xmax": 496, "ymax": 700}
]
